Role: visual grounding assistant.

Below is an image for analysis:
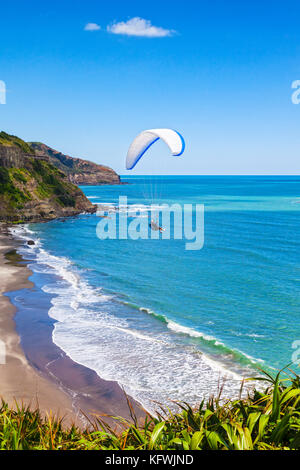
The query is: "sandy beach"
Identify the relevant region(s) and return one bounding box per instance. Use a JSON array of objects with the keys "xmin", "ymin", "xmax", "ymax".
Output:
[{"xmin": 0, "ymin": 226, "xmax": 145, "ymax": 428}]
